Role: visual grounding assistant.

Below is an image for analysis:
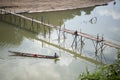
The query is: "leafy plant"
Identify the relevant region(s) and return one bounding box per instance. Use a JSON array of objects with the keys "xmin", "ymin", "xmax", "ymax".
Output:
[{"xmin": 78, "ymin": 51, "xmax": 120, "ymax": 80}]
